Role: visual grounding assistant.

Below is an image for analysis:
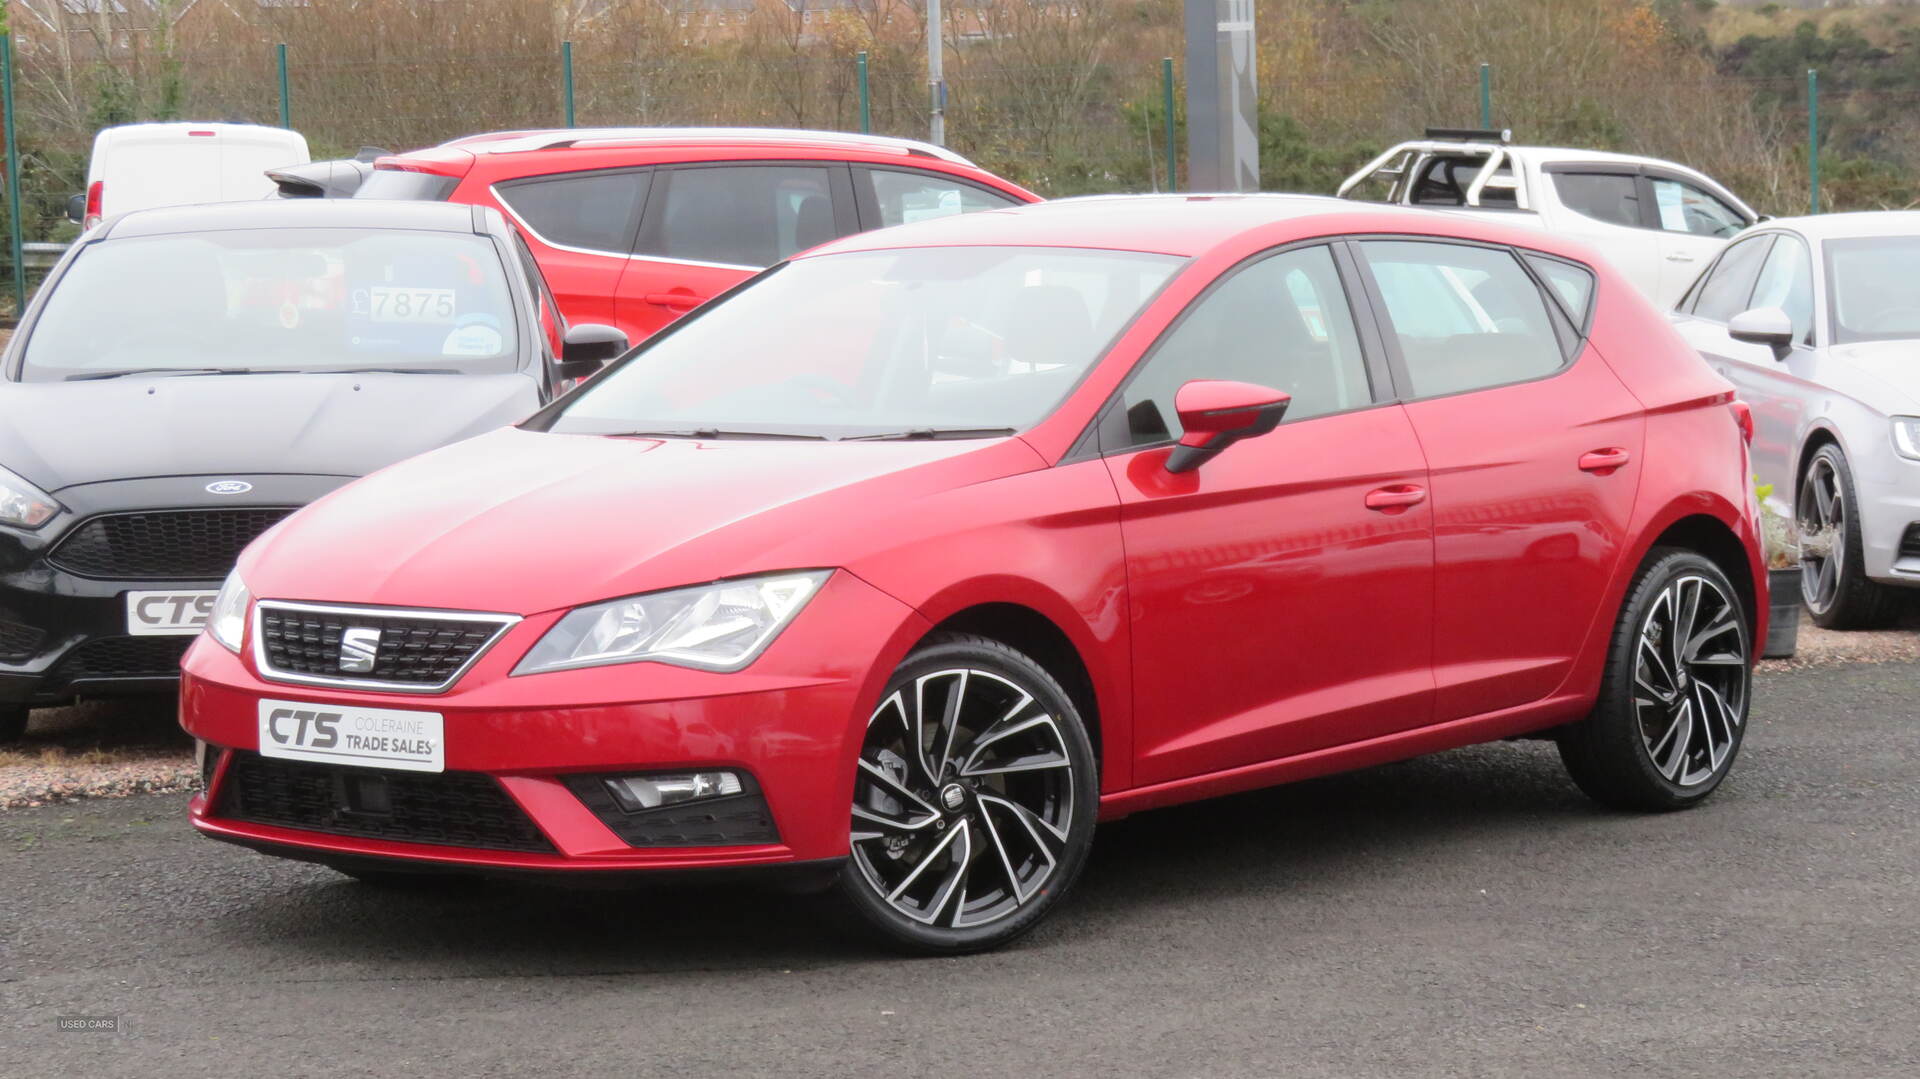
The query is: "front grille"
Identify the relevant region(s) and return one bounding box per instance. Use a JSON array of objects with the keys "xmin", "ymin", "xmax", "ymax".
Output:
[
  {"xmin": 218, "ymin": 751, "xmax": 554, "ymax": 853},
  {"xmin": 0, "ymin": 618, "xmax": 44, "ymax": 661},
  {"xmin": 564, "ymin": 774, "xmax": 781, "ymax": 847},
  {"xmin": 50, "ymin": 508, "xmax": 294, "ymax": 579},
  {"xmin": 255, "ymin": 602, "xmax": 515, "ymax": 691},
  {"xmin": 48, "ymin": 635, "xmax": 191, "ymax": 680}
]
